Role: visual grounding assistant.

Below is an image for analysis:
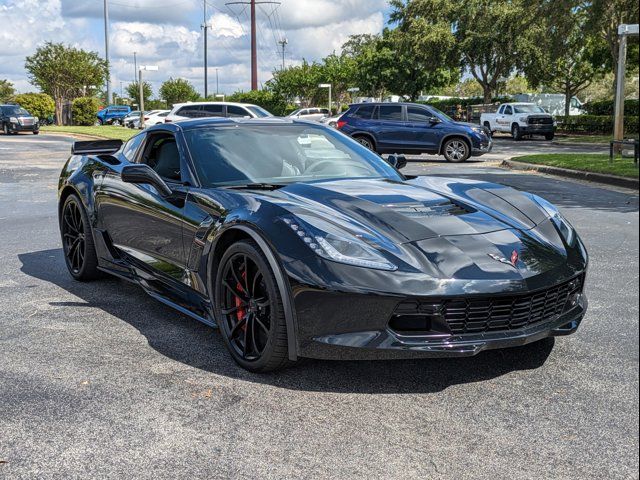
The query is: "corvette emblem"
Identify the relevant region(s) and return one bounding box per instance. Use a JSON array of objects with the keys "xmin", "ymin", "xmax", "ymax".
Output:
[{"xmin": 488, "ymin": 250, "xmax": 520, "ymax": 268}]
